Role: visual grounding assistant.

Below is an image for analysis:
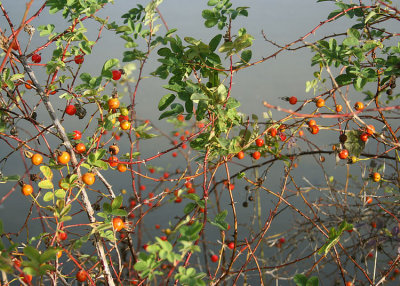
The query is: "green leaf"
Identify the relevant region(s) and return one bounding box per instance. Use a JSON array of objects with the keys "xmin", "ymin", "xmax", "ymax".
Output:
[
  {"xmin": 54, "ymin": 189, "xmax": 66, "ymax": 199},
  {"xmin": 23, "ymin": 246, "xmax": 40, "ymax": 262},
  {"xmin": 218, "ymin": 42, "xmax": 234, "ymax": 53},
  {"xmin": 22, "ymin": 266, "xmax": 38, "ymax": 276},
  {"xmin": 79, "ymin": 41, "xmax": 92, "ymax": 55},
  {"xmin": 207, "ymin": 0, "xmax": 219, "ymax": 6},
  {"xmin": 111, "ymin": 209, "xmax": 128, "ymax": 216},
  {"xmin": 365, "ymin": 11, "xmax": 376, "ymax": 23},
  {"xmin": 347, "ymin": 28, "xmax": 360, "ymax": 40},
  {"xmin": 43, "ymin": 192, "xmax": 54, "ymax": 202},
  {"xmin": 335, "ymin": 74, "xmax": 353, "ymax": 86},
  {"xmin": 159, "ymin": 103, "xmax": 184, "ymax": 120},
  {"xmin": 59, "ymin": 215, "xmax": 72, "ymax": 222},
  {"xmin": 60, "ymin": 204, "xmax": 71, "ymax": 217},
  {"xmin": 306, "ymin": 276, "xmax": 319, "ymax": 286},
  {"xmin": 39, "ymin": 264, "xmax": 55, "ymax": 275},
  {"xmin": 0, "ymin": 220, "xmax": 3, "ymax": 235},
  {"xmin": 240, "ymin": 50, "xmax": 252, "ymax": 64},
  {"xmin": 293, "ymin": 274, "xmax": 308, "ymax": 286},
  {"xmin": 92, "ymin": 159, "xmax": 109, "ymax": 170},
  {"xmin": 202, "ymin": 10, "xmax": 216, "ymax": 20},
  {"xmin": 40, "ymin": 248, "xmax": 59, "ymax": 263},
  {"xmin": 233, "ymin": 34, "xmax": 254, "ymax": 52},
  {"xmin": 38, "ymin": 180, "xmax": 54, "ymax": 190},
  {"xmin": 184, "ymin": 202, "xmax": 197, "ymax": 215},
  {"xmin": 101, "ymin": 59, "xmax": 119, "ymax": 76},
  {"xmin": 158, "ymin": 94, "xmax": 176, "ymax": 111},
  {"xmin": 103, "ymin": 202, "xmax": 112, "ymax": 214},
  {"xmin": 209, "ymin": 34, "xmax": 222, "ymax": 52},
  {"xmin": 40, "ymin": 166, "xmax": 53, "ymax": 180},
  {"xmin": 134, "ymin": 261, "xmax": 148, "ymax": 271},
  {"xmin": 343, "ymin": 37, "xmax": 359, "ymax": 46},
  {"xmin": 190, "ymin": 93, "xmax": 209, "ymax": 101},
  {"xmin": 205, "ymin": 18, "xmax": 218, "ymax": 28},
  {"xmin": 111, "ymin": 196, "xmax": 123, "ymax": 210},
  {"xmin": 163, "ymin": 83, "xmax": 183, "ymax": 93}
]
